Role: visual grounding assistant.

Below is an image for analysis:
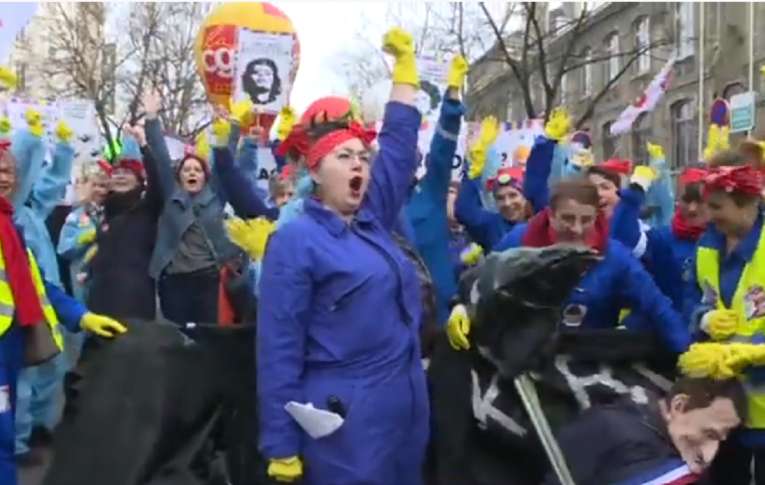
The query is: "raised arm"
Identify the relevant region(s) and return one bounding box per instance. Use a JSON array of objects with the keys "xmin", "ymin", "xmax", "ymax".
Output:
[
  {"xmin": 30, "ymin": 123, "xmax": 75, "ymax": 219},
  {"xmin": 142, "ymin": 89, "xmax": 176, "ymax": 198},
  {"xmin": 57, "ymin": 206, "xmax": 96, "ymax": 262},
  {"xmin": 212, "ymin": 144, "xmax": 278, "ymax": 220},
  {"xmin": 363, "ymin": 29, "xmax": 421, "ymax": 229},
  {"xmin": 10, "ymin": 124, "xmax": 46, "ymax": 210}
]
